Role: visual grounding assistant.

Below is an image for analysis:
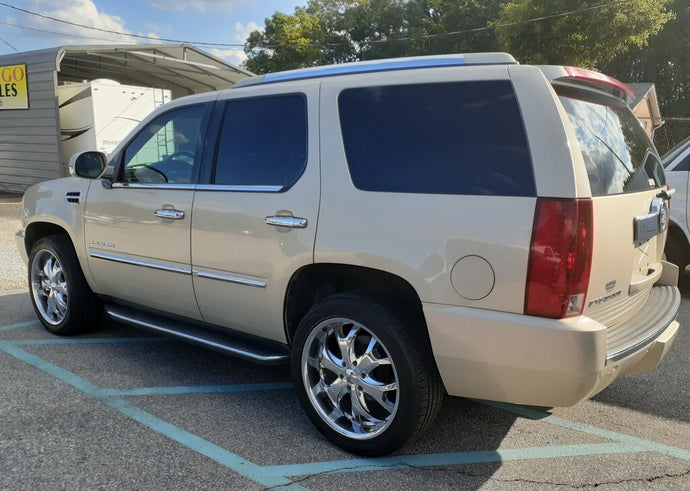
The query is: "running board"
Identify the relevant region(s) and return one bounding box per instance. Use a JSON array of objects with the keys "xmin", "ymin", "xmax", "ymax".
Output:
[{"xmin": 105, "ymin": 304, "xmax": 290, "ymax": 365}]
